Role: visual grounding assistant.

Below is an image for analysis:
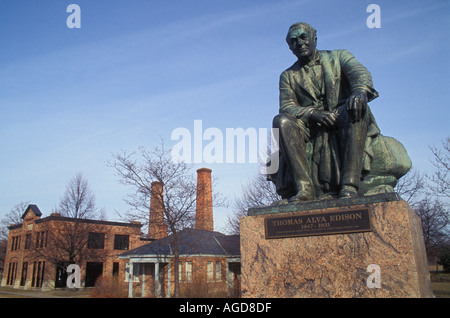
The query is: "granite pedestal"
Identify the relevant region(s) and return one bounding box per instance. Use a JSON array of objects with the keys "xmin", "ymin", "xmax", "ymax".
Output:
[{"xmin": 240, "ymin": 194, "xmax": 433, "ymax": 298}]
